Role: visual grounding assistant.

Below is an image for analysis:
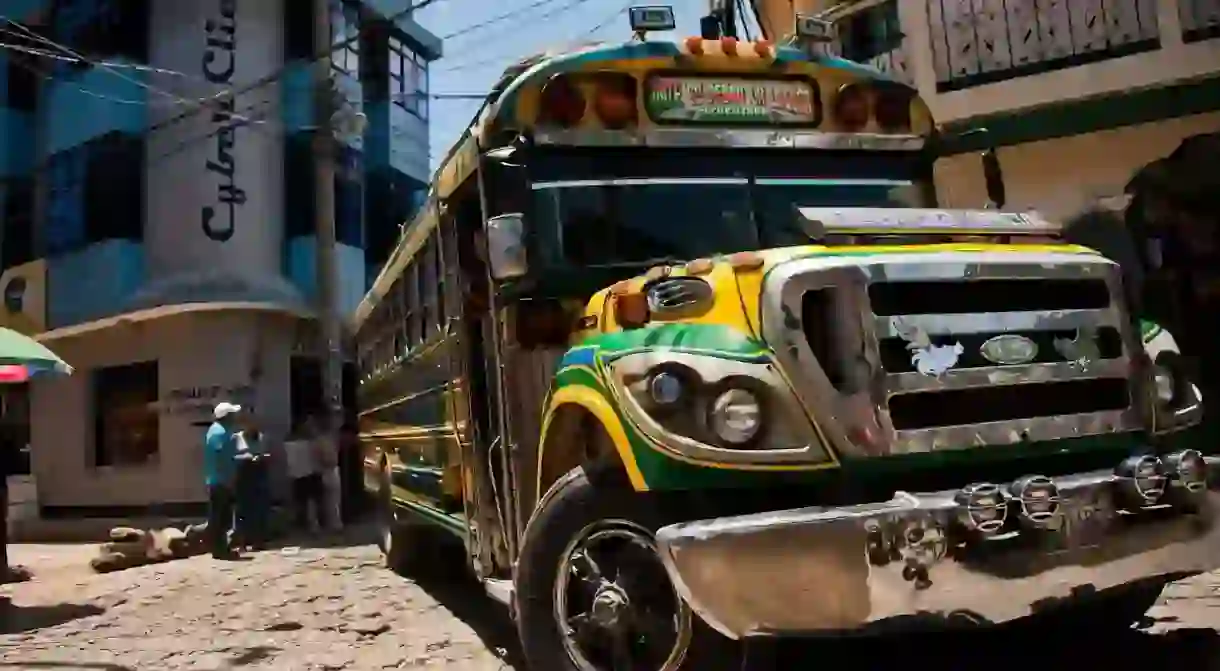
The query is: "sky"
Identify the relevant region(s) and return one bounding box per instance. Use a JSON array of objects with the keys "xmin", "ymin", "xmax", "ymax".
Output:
[{"xmin": 412, "ymin": 0, "xmax": 763, "ymax": 169}]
